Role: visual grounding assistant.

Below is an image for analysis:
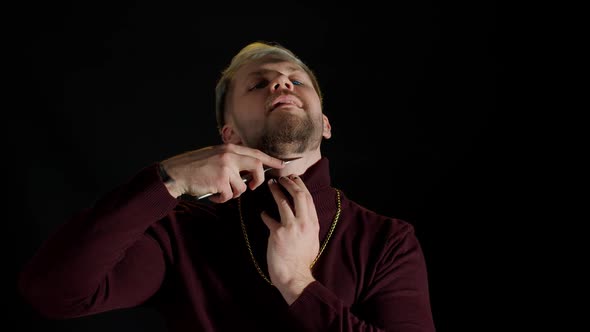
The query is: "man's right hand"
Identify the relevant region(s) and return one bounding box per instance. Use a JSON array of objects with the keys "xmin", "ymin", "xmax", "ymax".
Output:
[{"xmin": 159, "ymin": 144, "xmax": 285, "ymax": 203}]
